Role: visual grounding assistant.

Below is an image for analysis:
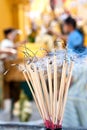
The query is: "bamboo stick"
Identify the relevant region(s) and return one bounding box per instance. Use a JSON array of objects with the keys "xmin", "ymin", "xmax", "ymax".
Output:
[
  {"xmin": 23, "ymin": 71, "xmax": 44, "ymax": 120},
  {"xmin": 29, "ymin": 66, "xmax": 46, "ymax": 120},
  {"xmin": 33, "ymin": 65, "xmax": 49, "ymax": 120},
  {"xmin": 25, "ymin": 64, "xmax": 33, "ymax": 83},
  {"xmin": 22, "ymin": 54, "xmax": 73, "ymax": 128},
  {"xmin": 53, "ymin": 56, "xmax": 57, "ymax": 123},
  {"xmin": 47, "ymin": 61, "xmax": 53, "ymax": 117},
  {"xmin": 56, "ymin": 61, "xmax": 67, "ymax": 123},
  {"xmin": 39, "ymin": 70, "xmax": 50, "ymax": 115},
  {"xmin": 60, "ymin": 61, "xmax": 74, "ymax": 123},
  {"xmin": 58, "ymin": 62, "xmax": 68, "ymax": 120}
]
